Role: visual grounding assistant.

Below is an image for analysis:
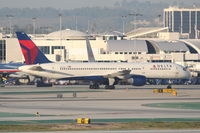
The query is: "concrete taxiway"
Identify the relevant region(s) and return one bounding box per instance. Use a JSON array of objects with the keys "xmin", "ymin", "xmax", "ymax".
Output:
[{"xmin": 0, "ymin": 85, "xmax": 200, "ymax": 123}]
